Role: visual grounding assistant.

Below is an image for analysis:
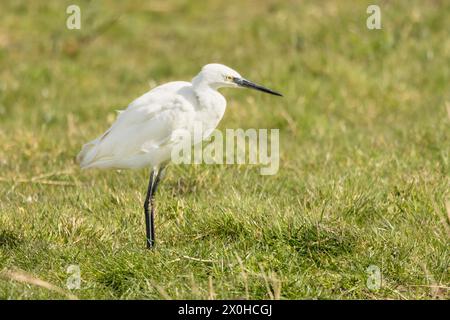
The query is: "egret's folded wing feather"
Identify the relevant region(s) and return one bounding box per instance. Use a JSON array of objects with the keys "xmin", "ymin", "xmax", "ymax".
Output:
[
  {"xmin": 127, "ymin": 81, "xmax": 191, "ymax": 110},
  {"xmin": 78, "ymin": 84, "xmax": 196, "ymax": 168},
  {"xmin": 97, "ymin": 81, "xmax": 193, "ymax": 141}
]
